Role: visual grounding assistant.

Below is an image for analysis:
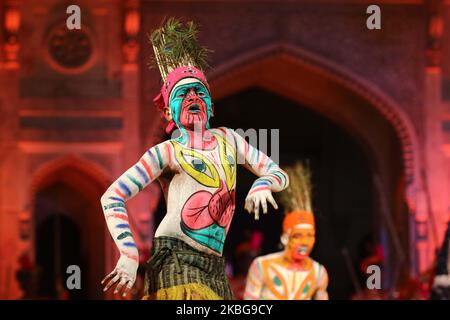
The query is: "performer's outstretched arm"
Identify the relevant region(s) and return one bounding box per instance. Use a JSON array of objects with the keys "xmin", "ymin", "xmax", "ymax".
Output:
[
  {"xmin": 100, "ymin": 141, "xmax": 171, "ymax": 296},
  {"xmin": 227, "ymin": 128, "xmax": 289, "ymax": 219}
]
